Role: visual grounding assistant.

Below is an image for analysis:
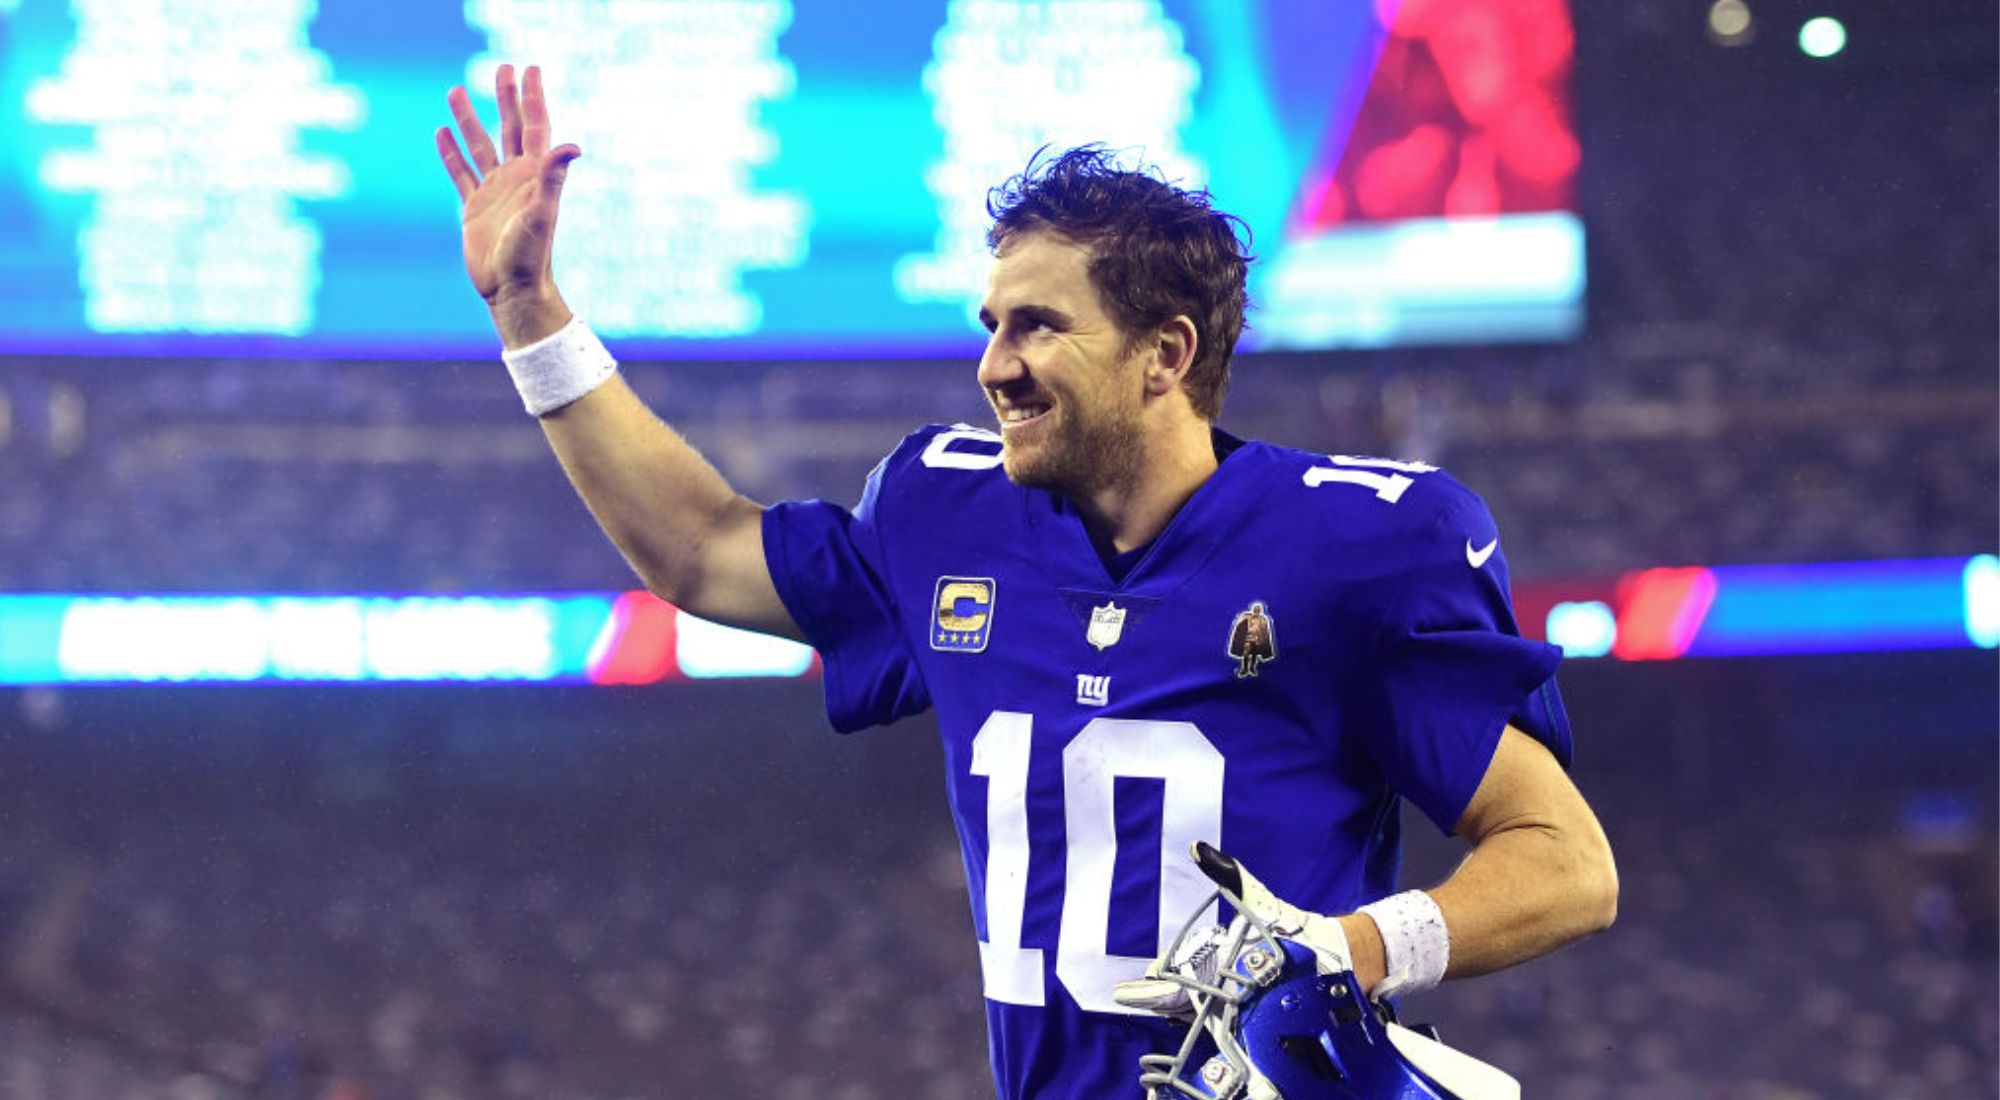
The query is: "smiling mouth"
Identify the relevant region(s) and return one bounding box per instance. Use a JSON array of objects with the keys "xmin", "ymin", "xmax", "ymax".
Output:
[{"xmin": 998, "ymin": 403, "xmax": 1051, "ymax": 432}]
